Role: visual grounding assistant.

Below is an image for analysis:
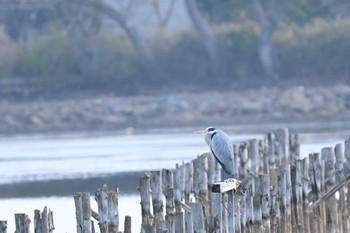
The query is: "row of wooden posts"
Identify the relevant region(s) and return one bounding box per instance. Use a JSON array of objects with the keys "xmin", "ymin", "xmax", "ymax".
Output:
[
  {"xmin": 0, "ymin": 207, "xmax": 54, "ymax": 233},
  {"xmin": 2, "ymin": 128, "xmax": 350, "ymax": 233}
]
